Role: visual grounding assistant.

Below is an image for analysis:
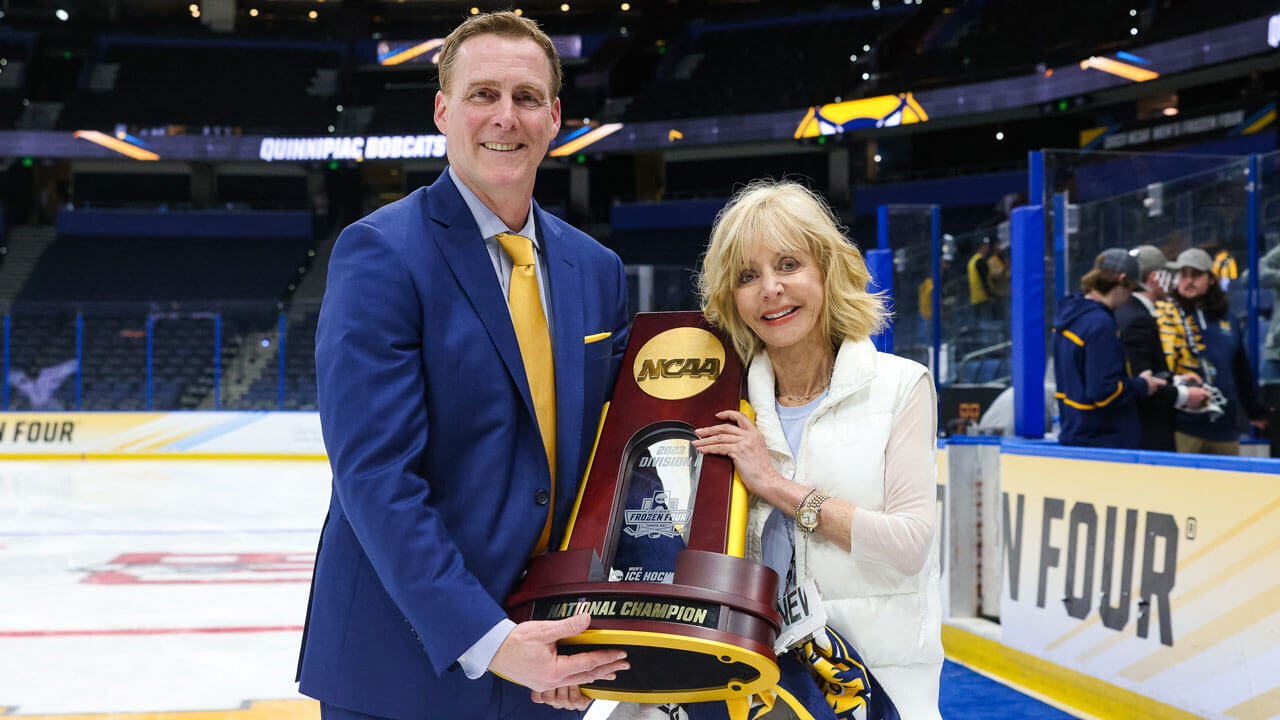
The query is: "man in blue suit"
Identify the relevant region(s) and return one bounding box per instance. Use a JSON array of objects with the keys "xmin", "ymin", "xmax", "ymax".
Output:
[{"xmin": 298, "ymin": 11, "xmax": 631, "ymax": 719}]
